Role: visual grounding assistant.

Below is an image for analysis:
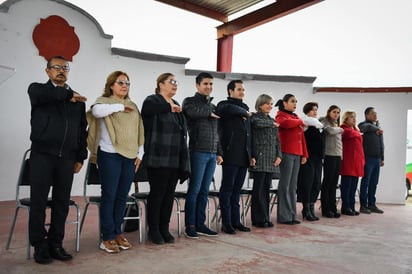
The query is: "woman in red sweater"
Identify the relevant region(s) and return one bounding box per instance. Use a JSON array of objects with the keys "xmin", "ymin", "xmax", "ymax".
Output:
[
  {"xmin": 275, "ymin": 94, "xmax": 308, "ymax": 224},
  {"xmin": 340, "ymin": 110, "xmax": 365, "ymax": 216}
]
